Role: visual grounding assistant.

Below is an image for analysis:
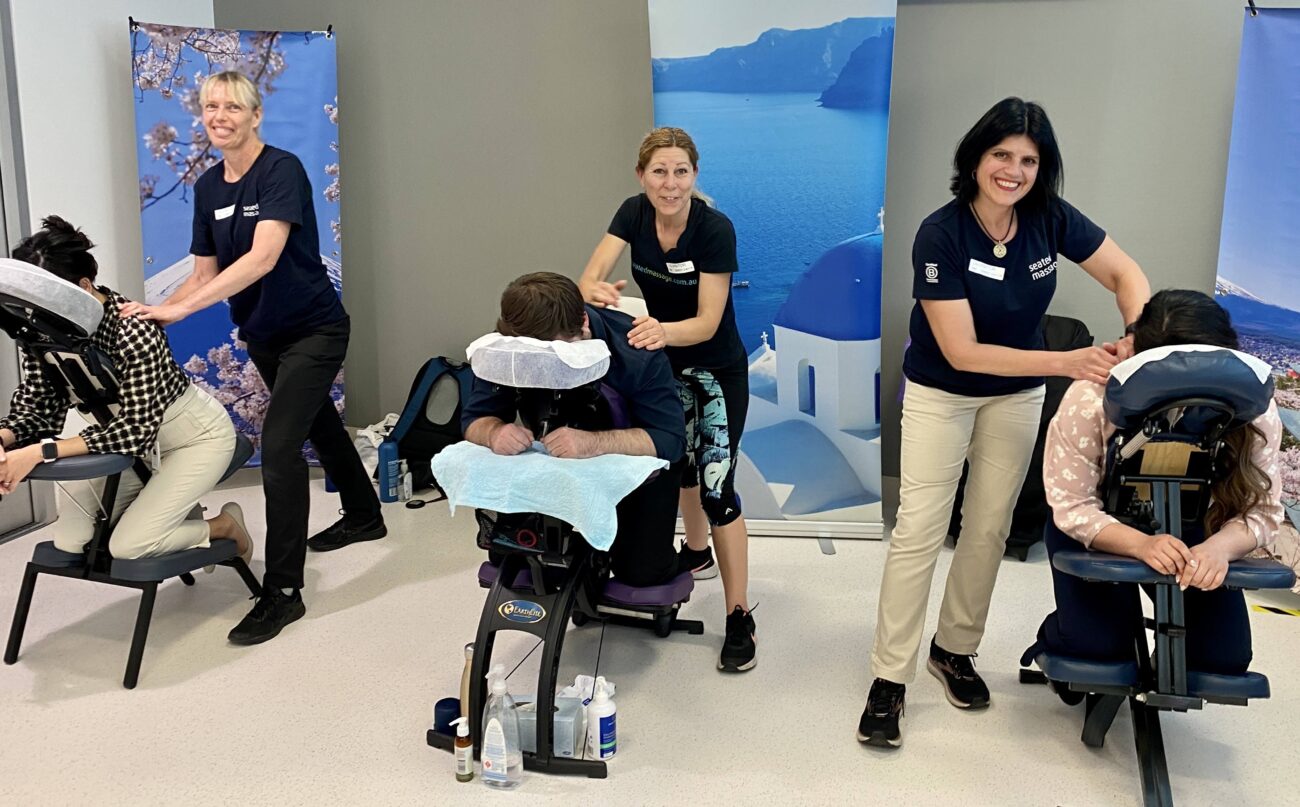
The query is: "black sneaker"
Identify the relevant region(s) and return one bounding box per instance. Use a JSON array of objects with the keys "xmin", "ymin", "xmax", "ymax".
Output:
[
  {"xmin": 926, "ymin": 636, "xmax": 990, "ymax": 709},
  {"xmin": 307, "ymin": 512, "xmax": 387, "ymax": 552},
  {"xmin": 857, "ymin": 678, "xmax": 906, "ymax": 748},
  {"xmin": 718, "ymin": 605, "xmax": 757, "ymax": 672},
  {"xmin": 228, "ymin": 588, "xmax": 306, "ymax": 645},
  {"xmin": 678, "ymin": 544, "xmax": 719, "ymax": 580}
]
